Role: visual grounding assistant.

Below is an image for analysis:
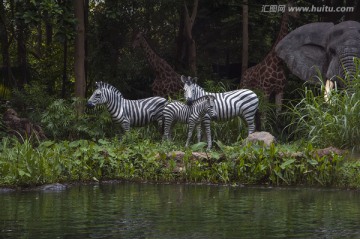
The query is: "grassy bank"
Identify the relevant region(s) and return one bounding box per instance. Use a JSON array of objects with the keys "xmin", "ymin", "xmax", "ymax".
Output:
[
  {"xmin": 2, "ymin": 62, "xmax": 360, "ymax": 189},
  {"xmin": 1, "ymin": 133, "xmax": 360, "ymax": 189}
]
